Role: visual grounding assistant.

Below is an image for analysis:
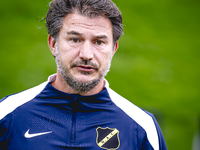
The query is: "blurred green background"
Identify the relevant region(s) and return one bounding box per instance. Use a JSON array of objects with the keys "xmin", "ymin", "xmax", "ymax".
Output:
[{"xmin": 0, "ymin": 0, "xmax": 199, "ymax": 149}]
